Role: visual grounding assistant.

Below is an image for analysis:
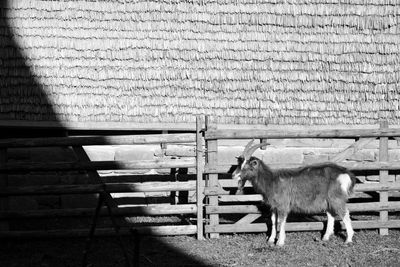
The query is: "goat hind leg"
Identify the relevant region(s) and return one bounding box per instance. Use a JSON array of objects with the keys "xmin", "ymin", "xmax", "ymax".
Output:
[
  {"xmin": 267, "ymin": 211, "xmax": 277, "ymax": 245},
  {"xmin": 342, "ymin": 209, "xmax": 354, "ymax": 243},
  {"xmin": 322, "ymin": 211, "xmax": 335, "ymax": 241}
]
